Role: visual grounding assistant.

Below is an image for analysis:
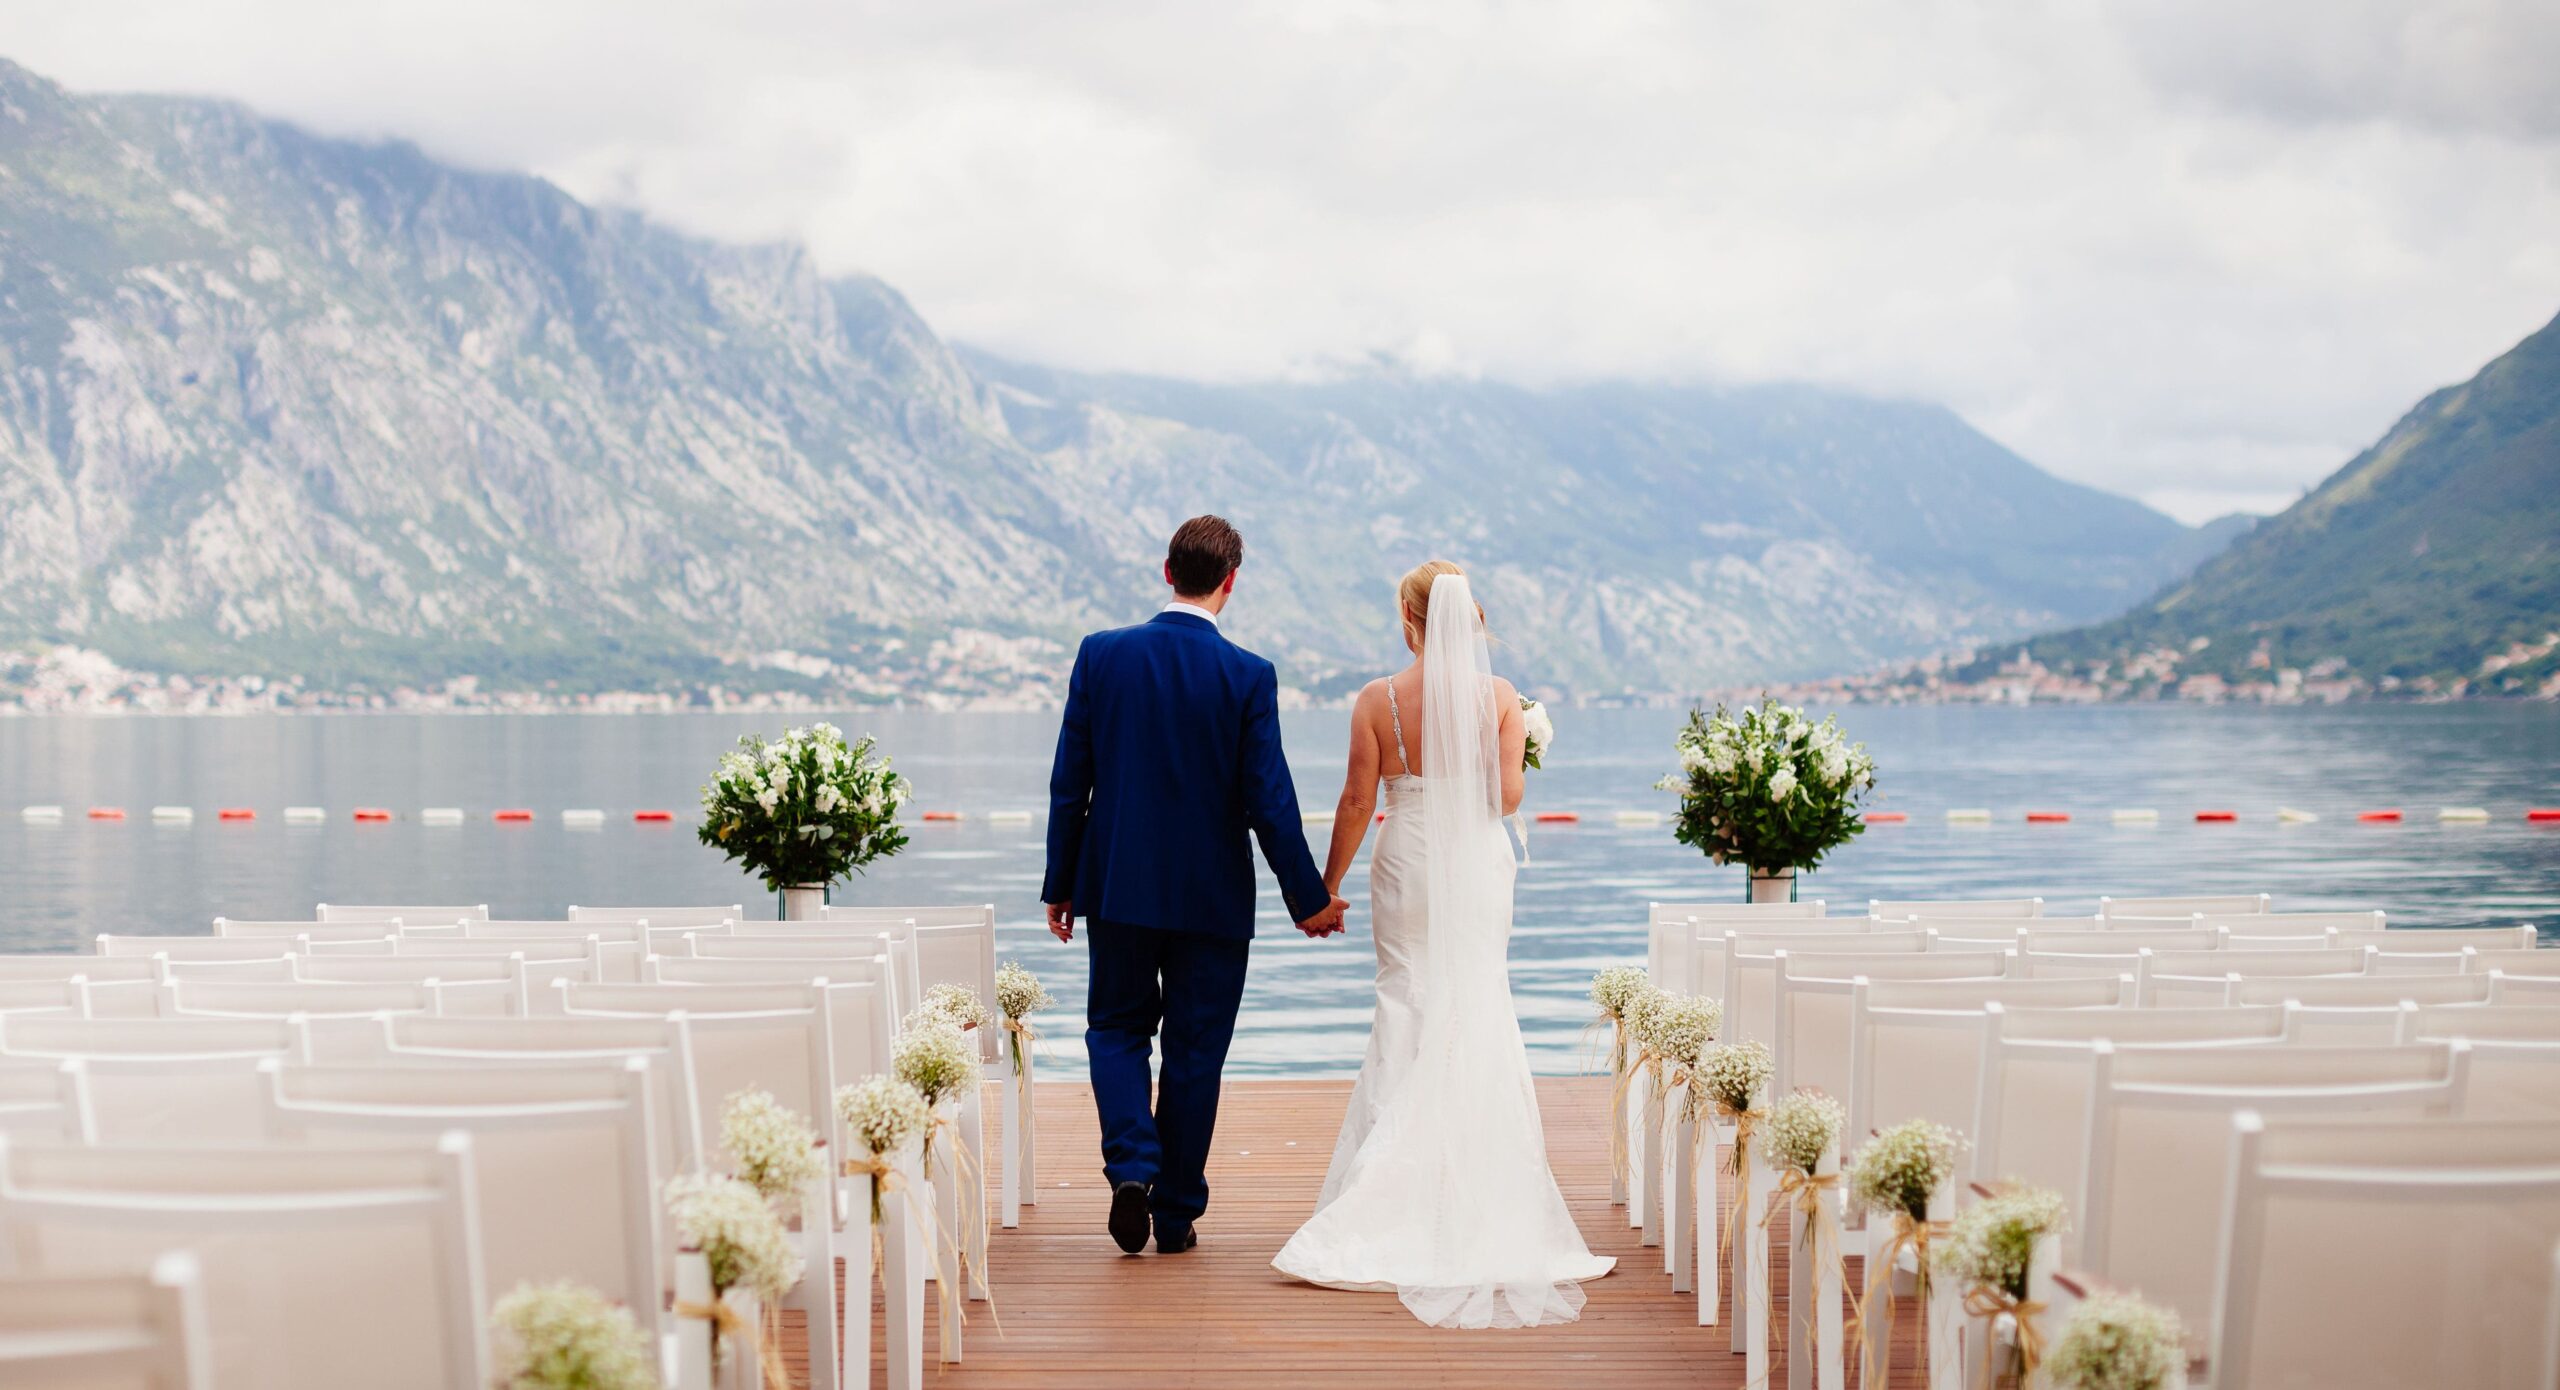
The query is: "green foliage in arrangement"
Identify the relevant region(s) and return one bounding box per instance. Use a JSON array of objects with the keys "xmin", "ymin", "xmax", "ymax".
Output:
[
  {"xmin": 1662, "ymin": 699, "xmax": 1874, "ymax": 876},
  {"xmin": 698, "ymin": 724, "xmax": 909, "ymax": 890}
]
